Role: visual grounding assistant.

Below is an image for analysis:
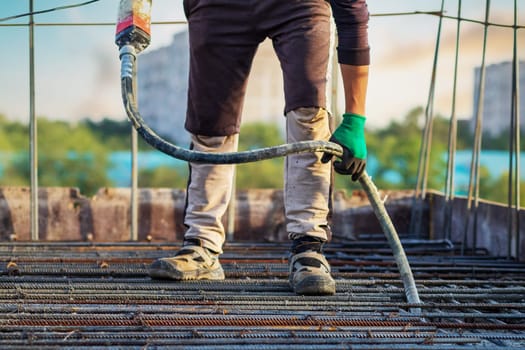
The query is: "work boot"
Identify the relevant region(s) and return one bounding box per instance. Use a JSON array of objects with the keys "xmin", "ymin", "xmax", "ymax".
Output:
[
  {"xmin": 149, "ymin": 240, "xmax": 224, "ymax": 280},
  {"xmin": 289, "ymin": 235, "xmax": 336, "ymax": 295}
]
